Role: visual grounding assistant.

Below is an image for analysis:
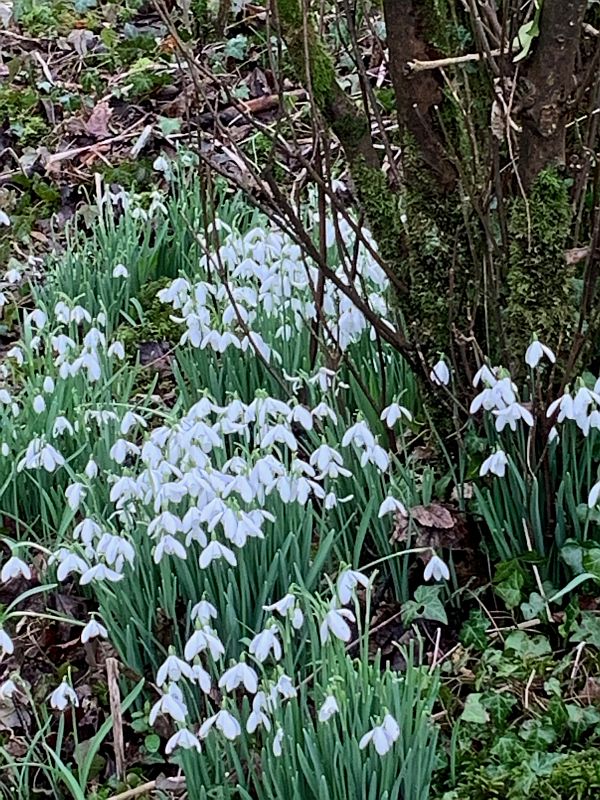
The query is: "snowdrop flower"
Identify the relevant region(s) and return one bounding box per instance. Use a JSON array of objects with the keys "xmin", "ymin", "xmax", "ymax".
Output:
[
  {"xmin": 184, "ymin": 626, "xmax": 225, "ymax": 661},
  {"xmin": 247, "ymin": 692, "xmax": 272, "ymax": 733},
  {"xmin": 81, "ymin": 618, "xmax": 108, "ymax": 643},
  {"xmin": 319, "ymin": 605, "xmax": 355, "ymax": 643},
  {"xmin": 479, "ymin": 450, "xmax": 508, "ymax": 478},
  {"xmin": 199, "ymin": 709, "xmax": 241, "ymax": 741},
  {"xmin": 525, "ymin": 340, "xmax": 556, "ymax": 369},
  {"xmin": 42, "ymin": 376, "xmax": 55, "ymax": 393},
  {"xmin": 378, "ymin": 496, "xmax": 407, "ymax": 518},
  {"xmin": 318, "ymin": 695, "xmax": 339, "ymax": 722},
  {"xmin": 430, "ymin": 359, "xmax": 450, "ymax": 386},
  {"xmin": 263, "ymin": 594, "xmax": 304, "ymax": 629},
  {"xmin": 1, "ymin": 556, "xmax": 31, "ymax": 583},
  {"xmin": 493, "ymin": 402, "xmax": 534, "ymax": 432},
  {"xmin": 249, "ymin": 626, "xmax": 282, "ymax": 663},
  {"xmin": 17, "ymin": 439, "xmax": 65, "ymax": 472},
  {"xmin": 218, "ymin": 662, "xmax": 258, "ymax": 694},
  {"xmin": 0, "ymin": 628, "xmax": 14, "ymax": 656},
  {"xmin": 107, "ymin": 341, "xmax": 125, "ymax": 360},
  {"xmin": 56, "ymin": 552, "xmax": 88, "ymax": 581},
  {"xmin": 359, "ymin": 714, "xmax": 400, "ymax": 756},
  {"xmin": 165, "ymin": 728, "xmax": 201, "ymax": 754},
  {"xmin": 85, "ymin": 459, "xmax": 98, "ymax": 479},
  {"xmin": 149, "ymin": 684, "xmax": 188, "ymax": 725},
  {"xmin": 5, "ymin": 269, "xmax": 21, "ymax": 285},
  {"xmin": 308, "ymin": 367, "xmax": 336, "ymax": 392},
  {"xmin": 154, "ymin": 535, "xmax": 187, "ymax": 563},
  {"xmin": 112, "ymin": 264, "xmax": 129, "ymax": 279},
  {"xmin": 337, "ymin": 568, "xmax": 370, "ymax": 605},
  {"xmin": 0, "ymin": 680, "xmax": 17, "ymax": 700},
  {"xmin": 80, "ymin": 564, "xmax": 124, "ymax": 585},
  {"xmin": 0, "ymin": 211, "xmax": 10, "ymax": 226},
  {"xmin": 53, "ymin": 417, "xmax": 74, "ymax": 437},
  {"xmin": 190, "ymin": 600, "xmax": 218, "ymax": 626},
  {"xmin": 156, "ymin": 653, "xmax": 194, "ymax": 687},
  {"xmin": 472, "ymin": 364, "xmax": 497, "ymax": 387},
  {"xmin": 342, "ymin": 420, "xmax": 375, "ymax": 450},
  {"xmin": 275, "ymin": 674, "xmax": 296, "ymax": 700},
  {"xmin": 189, "ymin": 663, "xmax": 212, "ymax": 694},
  {"xmin": 423, "ymin": 554, "xmax": 450, "ymax": 582},
  {"xmin": 588, "ymin": 480, "xmax": 600, "ymax": 508},
  {"xmin": 32, "ymin": 395, "xmax": 46, "ymax": 414},
  {"xmin": 26, "ymin": 309, "xmax": 47, "ymax": 330},
  {"xmin": 380, "ymin": 402, "xmax": 412, "ymax": 427},
  {"xmin": 50, "ymin": 680, "xmax": 78, "ymax": 711},
  {"xmin": 66, "ymin": 482, "xmax": 86, "ymax": 511},
  {"xmin": 199, "ymin": 541, "xmax": 237, "ymax": 569},
  {"xmin": 272, "ymin": 727, "xmax": 284, "ymax": 757}
]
